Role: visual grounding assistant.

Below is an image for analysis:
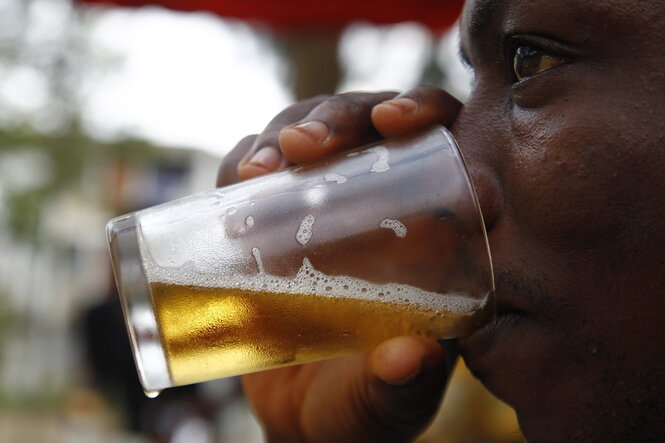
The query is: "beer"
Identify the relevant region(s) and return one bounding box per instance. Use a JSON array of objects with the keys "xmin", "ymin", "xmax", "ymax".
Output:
[{"xmin": 149, "ymin": 278, "xmax": 488, "ymax": 387}]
